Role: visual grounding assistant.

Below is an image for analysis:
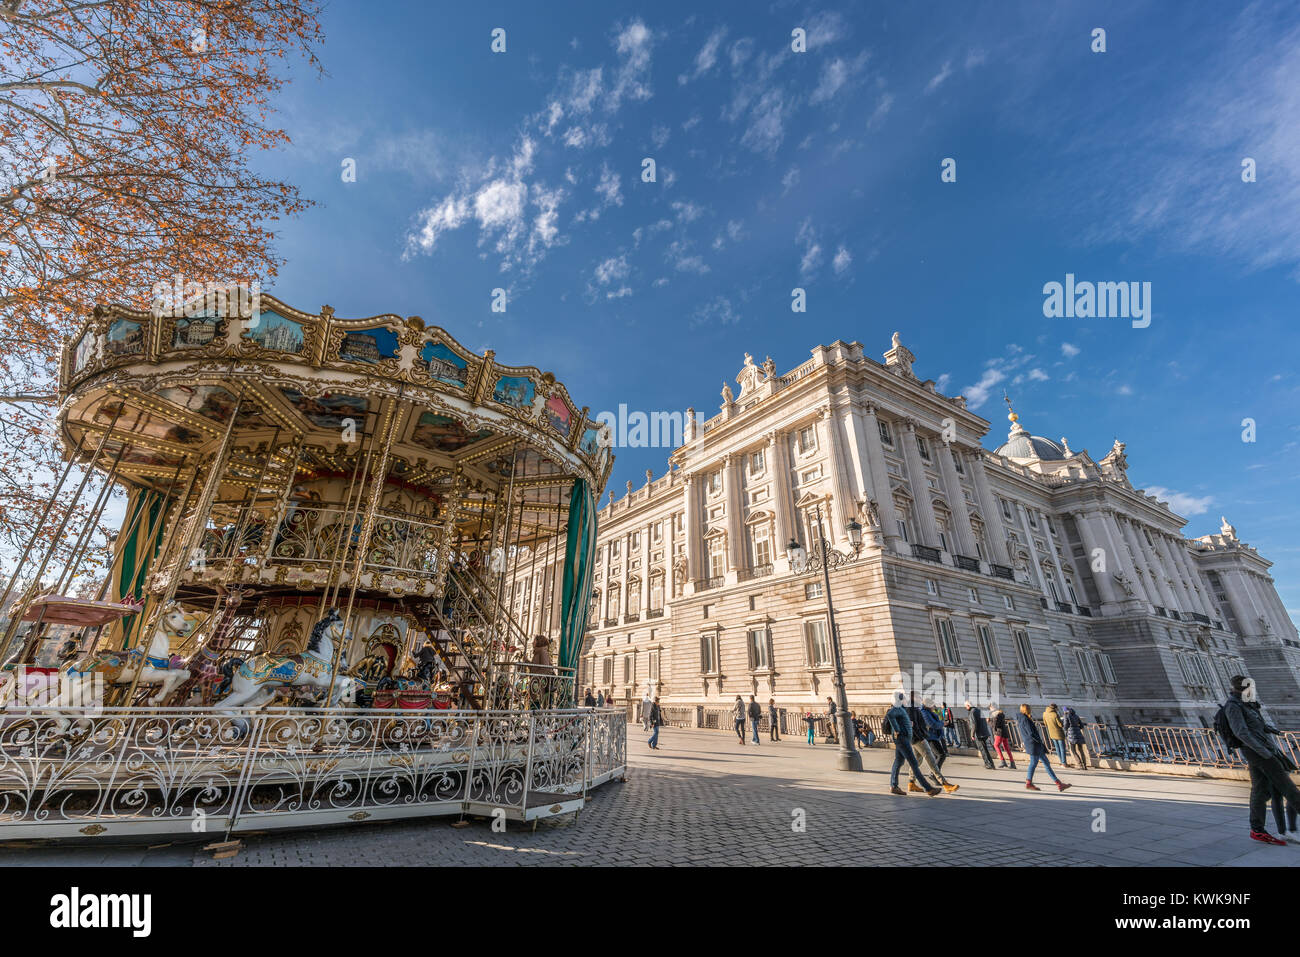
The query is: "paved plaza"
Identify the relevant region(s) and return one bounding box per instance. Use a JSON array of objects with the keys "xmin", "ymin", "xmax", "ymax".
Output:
[{"xmin": 0, "ymin": 727, "xmax": 1295, "ymax": 867}]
